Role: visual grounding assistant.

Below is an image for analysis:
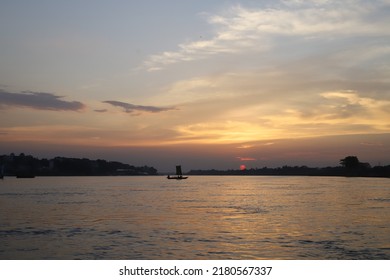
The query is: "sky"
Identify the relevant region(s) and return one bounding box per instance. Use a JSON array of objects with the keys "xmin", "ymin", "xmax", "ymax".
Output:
[{"xmin": 1, "ymin": 0, "xmax": 389, "ymax": 172}]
